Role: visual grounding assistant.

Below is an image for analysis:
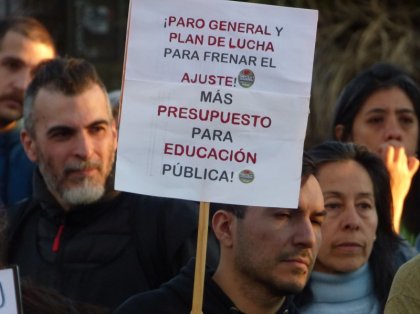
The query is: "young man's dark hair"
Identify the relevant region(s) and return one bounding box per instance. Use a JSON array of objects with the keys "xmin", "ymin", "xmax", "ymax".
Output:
[
  {"xmin": 0, "ymin": 16, "xmax": 55, "ymax": 49},
  {"xmin": 115, "ymin": 153, "xmax": 325, "ymax": 314},
  {"xmin": 211, "ymin": 152, "xmax": 317, "ymax": 219}
]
